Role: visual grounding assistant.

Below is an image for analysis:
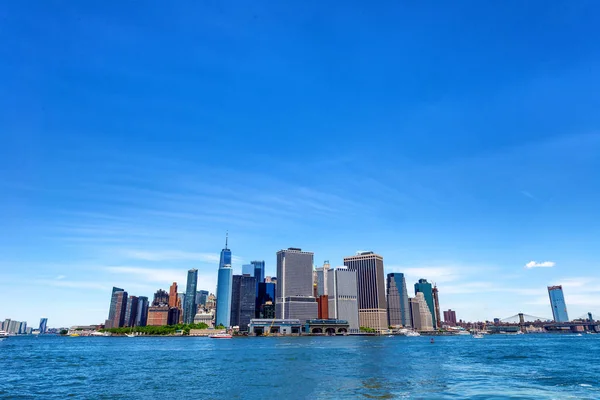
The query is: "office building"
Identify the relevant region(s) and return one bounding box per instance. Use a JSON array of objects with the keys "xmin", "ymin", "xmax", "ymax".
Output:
[
  {"xmin": 136, "ymin": 296, "xmax": 149, "ymax": 326},
  {"xmin": 147, "ymin": 289, "xmax": 170, "ymax": 326},
  {"xmin": 169, "ymin": 282, "xmax": 178, "ymax": 308},
  {"xmin": 196, "ymin": 290, "xmax": 209, "ymax": 307},
  {"xmin": 183, "ymin": 269, "xmax": 198, "ymax": 324},
  {"xmin": 343, "ymin": 251, "xmax": 387, "ymax": 332},
  {"xmin": 387, "ymin": 273, "xmax": 411, "ymax": 328},
  {"xmin": 414, "ymin": 279, "xmax": 437, "ymax": 329},
  {"xmin": 206, "ymin": 293, "xmax": 216, "ymax": 311},
  {"xmin": 242, "ymin": 264, "xmax": 254, "ymax": 276},
  {"xmin": 444, "ymin": 309, "xmax": 457, "ymax": 326},
  {"xmin": 410, "ymin": 292, "xmax": 433, "ymax": 331},
  {"xmin": 548, "ymin": 285, "xmax": 570, "ymax": 322},
  {"xmin": 105, "ymin": 286, "xmax": 124, "ymax": 329},
  {"xmin": 317, "ymin": 295, "xmax": 329, "ymax": 319},
  {"xmin": 327, "ymin": 267, "xmax": 360, "ymax": 333},
  {"xmin": 315, "ymin": 261, "xmax": 331, "ymax": 296},
  {"xmin": 276, "ymin": 248, "xmax": 317, "ymax": 321},
  {"xmin": 39, "ymin": 318, "xmax": 48, "ymax": 334},
  {"xmin": 252, "ymin": 260, "xmax": 265, "ymax": 284},
  {"xmin": 257, "ymin": 282, "xmax": 276, "ymax": 318},
  {"xmin": 230, "ymin": 275, "xmax": 257, "ymax": 331},
  {"xmin": 107, "ymin": 290, "xmax": 128, "ymax": 329},
  {"xmin": 124, "ymin": 296, "xmax": 138, "ymax": 327}
]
